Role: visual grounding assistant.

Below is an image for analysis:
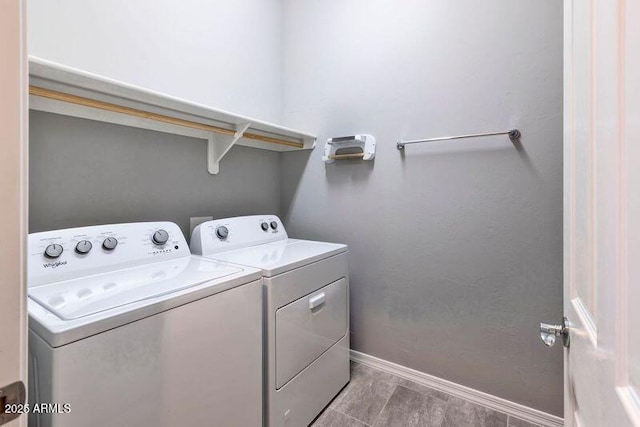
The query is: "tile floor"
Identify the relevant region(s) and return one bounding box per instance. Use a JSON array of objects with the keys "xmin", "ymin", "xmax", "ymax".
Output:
[{"xmin": 311, "ymin": 362, "xmax": 540, "ymax": 427}]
